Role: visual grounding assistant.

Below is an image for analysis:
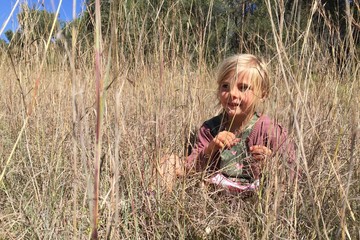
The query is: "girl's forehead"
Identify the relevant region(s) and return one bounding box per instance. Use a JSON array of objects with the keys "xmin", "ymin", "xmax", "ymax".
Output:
[{"xmin": 222, "ymin": 70, "xmax": 254, "ymax": 85}]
